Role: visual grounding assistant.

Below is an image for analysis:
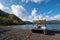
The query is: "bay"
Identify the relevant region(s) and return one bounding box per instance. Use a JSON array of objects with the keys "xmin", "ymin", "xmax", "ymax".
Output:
[{"xmin": 9, "ymin": 24, "xmax": 60, "ymax": 31}]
